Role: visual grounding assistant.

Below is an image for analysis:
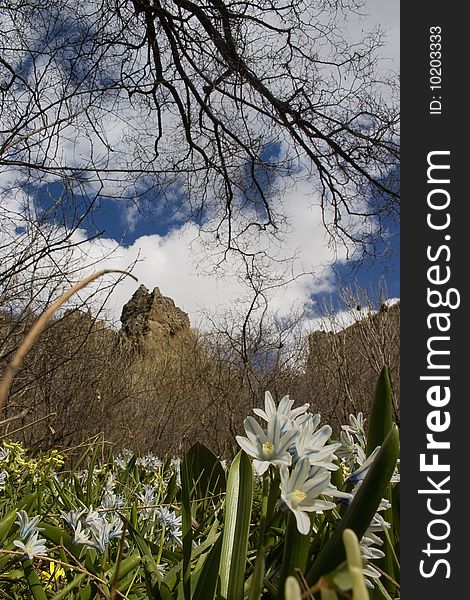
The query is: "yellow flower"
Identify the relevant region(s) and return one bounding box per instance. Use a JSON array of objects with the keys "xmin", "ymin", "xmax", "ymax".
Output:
[{"xmin": 40, "ymin": 561, "xmax": 65, "ymax": 590}]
